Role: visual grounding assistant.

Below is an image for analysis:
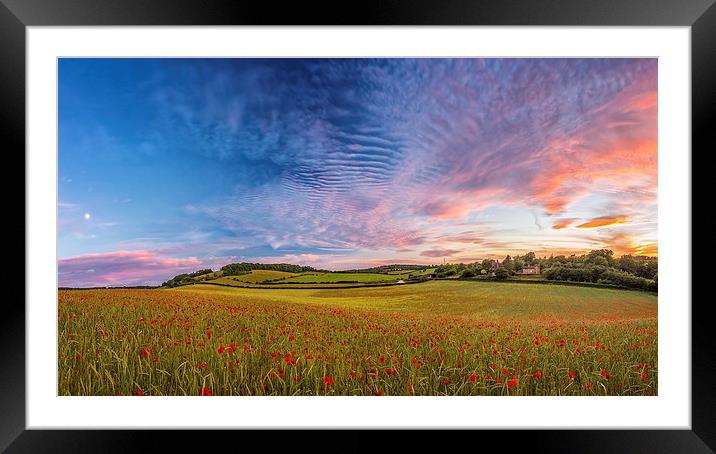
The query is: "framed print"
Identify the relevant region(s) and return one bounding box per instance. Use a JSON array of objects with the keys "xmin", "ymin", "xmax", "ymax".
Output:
[{"xmin": 5, "ymin": 0, "xmax": 713, "ymax": 451}]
